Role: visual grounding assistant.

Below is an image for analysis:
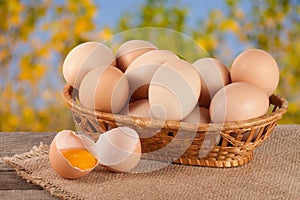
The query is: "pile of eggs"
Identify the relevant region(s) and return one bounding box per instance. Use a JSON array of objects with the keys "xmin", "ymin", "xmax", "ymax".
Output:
[
  {"xmin": 62, "ymin": 40, "xmax": 279, "ymax": 123},
  {"xmin": 49, "ymin": 39, "xmax": 279, "ymax": 179}
]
